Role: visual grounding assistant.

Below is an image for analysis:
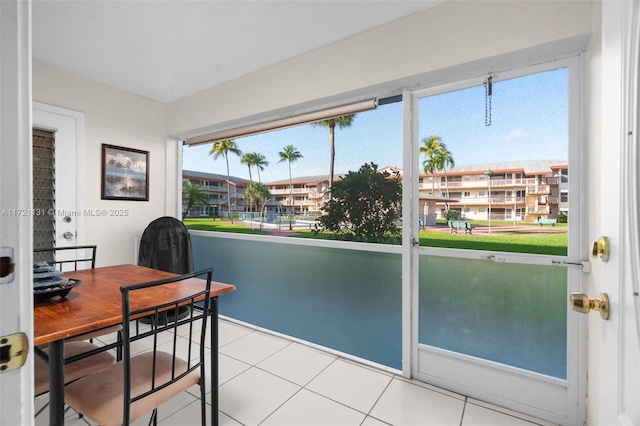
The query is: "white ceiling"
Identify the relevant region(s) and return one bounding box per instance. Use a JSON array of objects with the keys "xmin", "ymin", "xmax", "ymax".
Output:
[{"xmin": 32, "ymin": 0, "xmax": 443, "ymax": 104}]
